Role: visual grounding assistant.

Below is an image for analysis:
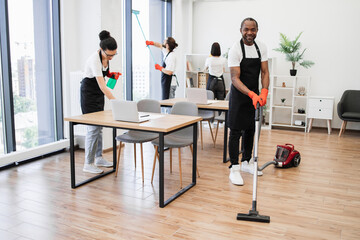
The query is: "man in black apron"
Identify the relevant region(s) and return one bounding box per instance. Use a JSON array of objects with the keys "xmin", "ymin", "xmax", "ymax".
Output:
[{"xmin": 227, "ymin": 18, "xmax": 269, "ymax": 185}]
